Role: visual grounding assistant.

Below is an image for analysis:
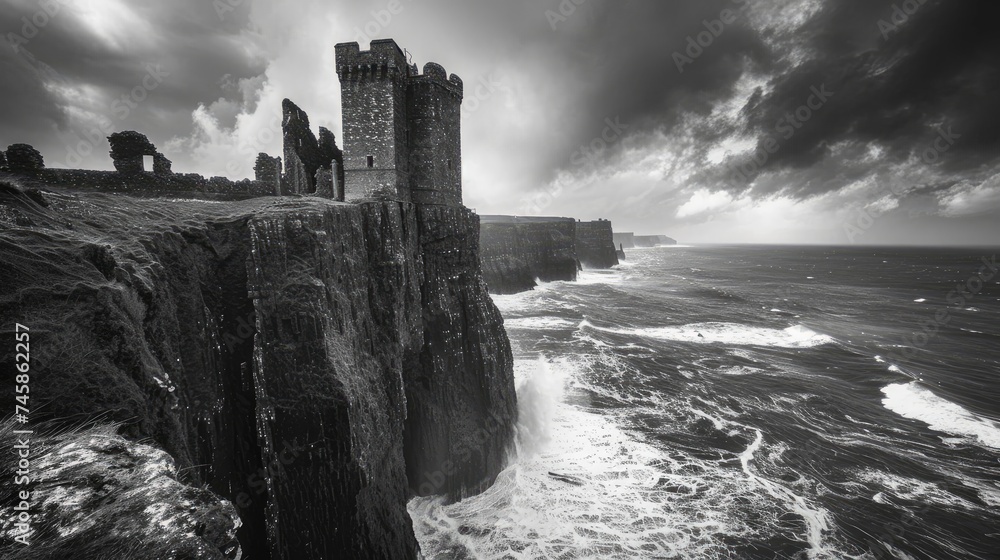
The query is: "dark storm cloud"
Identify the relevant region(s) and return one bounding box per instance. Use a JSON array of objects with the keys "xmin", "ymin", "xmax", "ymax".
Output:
[
  {"xmin": 502, "ymin": 0, "xmax": 769, "ymax": 184},
  {"xmin": 737, "ymin": 0, "xmax": 1000, "ymax": 197},
  {"xmin": 0, "ymin": 0, "xmax": 263, "ymax": 163},
  {"xmin": 544, "ymin": 1, "xmax": 764, "ymax": 133}
]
